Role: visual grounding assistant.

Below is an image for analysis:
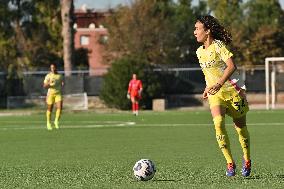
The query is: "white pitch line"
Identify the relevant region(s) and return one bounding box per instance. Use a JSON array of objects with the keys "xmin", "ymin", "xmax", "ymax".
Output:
[
  {"xmin": 0, "ymin": 120, "xmax": 134, "ymax": 124},
  {"xmin": 0, "ymin": 121, "xmax": 283, "ymax": 131},
  {"xmin": 0, "ymin": 121, "xmax": 136, "ymax": 130}
]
